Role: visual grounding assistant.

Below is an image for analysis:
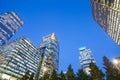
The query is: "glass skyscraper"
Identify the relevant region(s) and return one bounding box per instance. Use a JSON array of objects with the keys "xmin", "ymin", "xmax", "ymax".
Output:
[
  {"xmin": 91, "ymin": 0, "xmax": 120, "ymax": 45},
  {"xmin": 0, "ymin": 11, "xmax": 23, "ymax": 46},
  {"xmin": 0, "ymin": 37, "xmax": 41, "ymax": 80},
  {"xmin": 39, "ymin": 33, "xmax": 59, "ymax": 76},
  {"xmin": 79, "ymin": 47, "xmax": 95, "ymax": 74}
]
